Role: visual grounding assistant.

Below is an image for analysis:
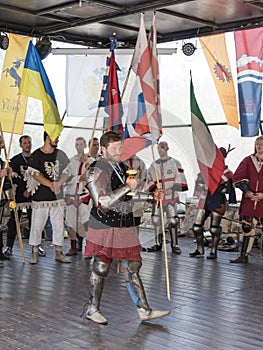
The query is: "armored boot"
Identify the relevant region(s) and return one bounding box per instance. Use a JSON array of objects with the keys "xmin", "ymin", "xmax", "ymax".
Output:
[
  {"xmin": 189, "ymin": 224, "xmax": 204, "ymax": 257},
  {"xmin": 86, "ymin": 260, "xmax": 110, "ymax": 325},
  {"xmin": 65, "ymin": 240, "xmax": 78, "ymax": 256},
  {"xmin": 145, "ymin": 231, "xmax": 163, "ymax": 252},
  {"xmin": 128, "ymin": 261, "xmax": 170, "ymax": 321},
  {"xmin": 230, "ymin": 236, "xmax": 251, "ymax": 263},
  {"xmin": 207, "ymin": 226, "xmax": 221, "ymax": 260},
  {"xmin": 169, "ymin": 220, "xmax": 181, "ymax": 254}
]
